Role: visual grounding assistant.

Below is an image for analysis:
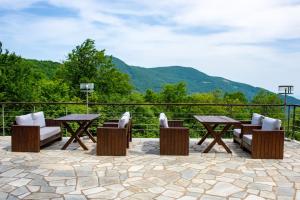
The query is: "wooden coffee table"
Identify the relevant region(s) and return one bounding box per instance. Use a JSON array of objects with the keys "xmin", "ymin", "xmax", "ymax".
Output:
[
  {"xmin": 194, "ymin": 116, "xmax": 241, "ymax": 153},
  {"xmin": 55, "ymin": 114, "xmax": 99, "ymax": 150}
]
